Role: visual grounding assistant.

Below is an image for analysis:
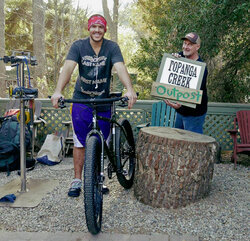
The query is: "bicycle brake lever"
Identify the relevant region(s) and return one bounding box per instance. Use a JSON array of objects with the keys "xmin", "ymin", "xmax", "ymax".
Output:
[
  {"xmin": 118, "ymin": 97, "xmax": 129, "ymax": 107},
  {"xmin": 58, "ymin": 97, "xmax": 66, "ymax": 109},
  {"xmin": 121, "ymin": 93, "xmax": 138, "ymax": 103},
  {"xmin": 122, "ymin": 96, "xmax": 129, "ymax": 102}
]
